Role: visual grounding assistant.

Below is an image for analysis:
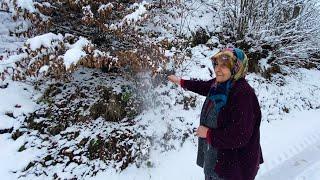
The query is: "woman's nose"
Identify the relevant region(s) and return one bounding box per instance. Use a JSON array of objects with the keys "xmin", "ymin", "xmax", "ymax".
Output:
[
  {"xmin": 214, "ymin": 68, "xmax": 220, "ymax": 74},
  {"xmin": 215, "ymin": 64, "xmax": 222, "ymax": 71}
]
